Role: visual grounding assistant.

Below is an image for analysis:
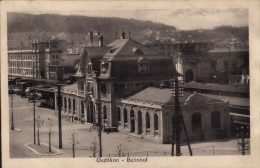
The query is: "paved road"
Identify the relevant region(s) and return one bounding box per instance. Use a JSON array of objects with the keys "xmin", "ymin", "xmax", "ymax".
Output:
[{"xmin": 9, "ymin": 95, "xmax": 250, "ymax": 158}]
